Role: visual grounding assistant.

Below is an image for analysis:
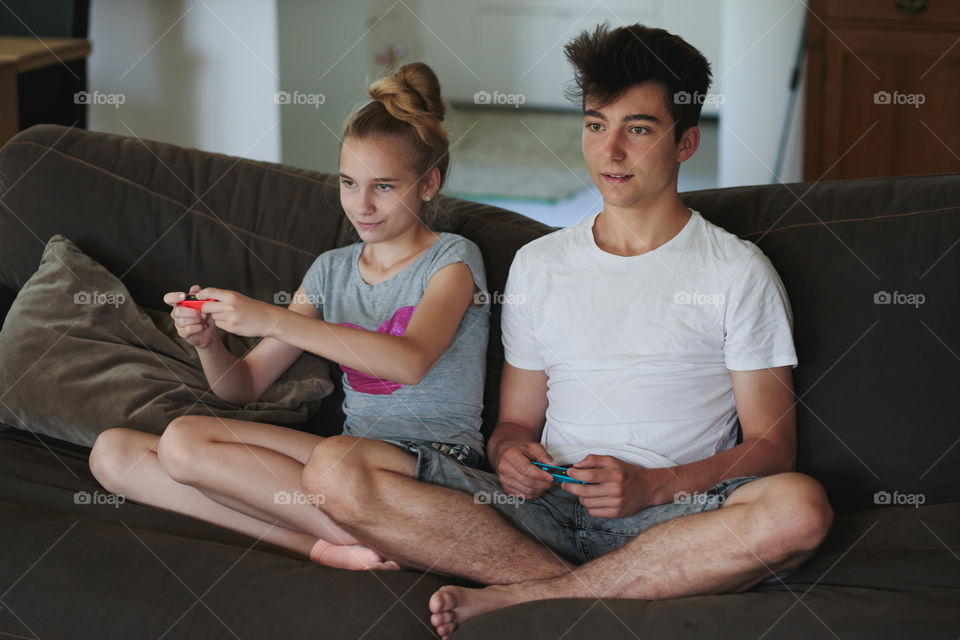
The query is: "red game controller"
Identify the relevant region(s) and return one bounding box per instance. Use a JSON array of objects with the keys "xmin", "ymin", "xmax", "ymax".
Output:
[{"xmin": 176, "ymin": 293, "xmax": 215, "ymax": 311}]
